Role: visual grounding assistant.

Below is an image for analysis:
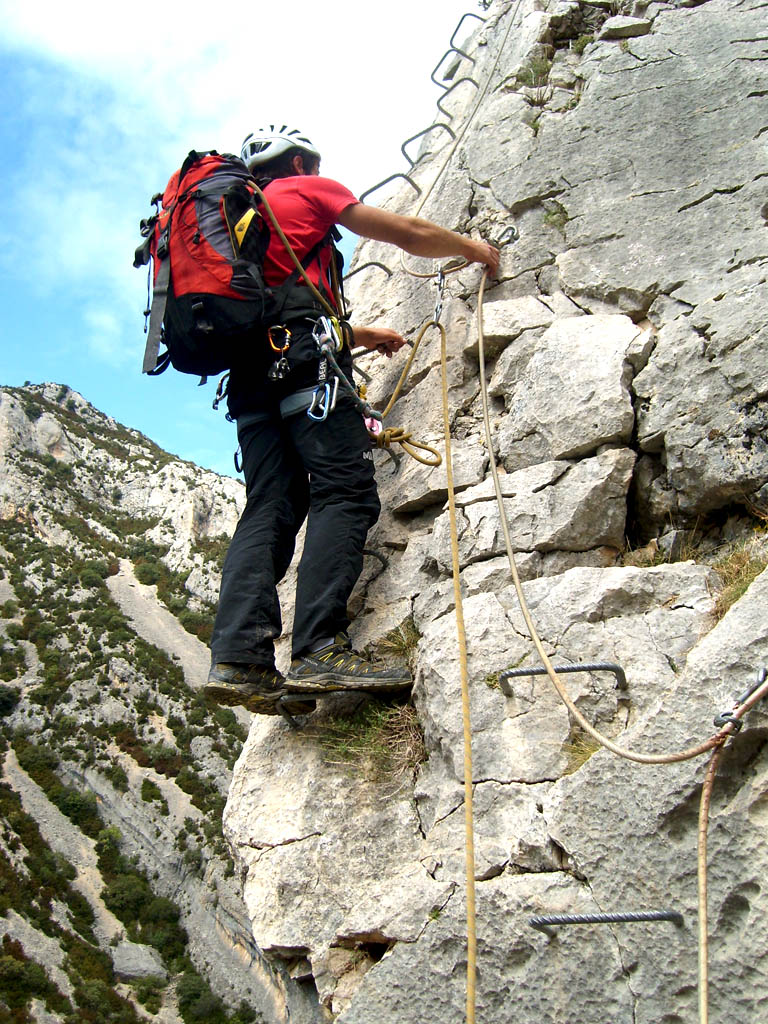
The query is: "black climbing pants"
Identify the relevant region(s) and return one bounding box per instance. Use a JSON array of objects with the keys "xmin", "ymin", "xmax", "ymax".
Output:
[{"xmin": 210, "ymin": 397, "xmax": 380, "ymax": 667}]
